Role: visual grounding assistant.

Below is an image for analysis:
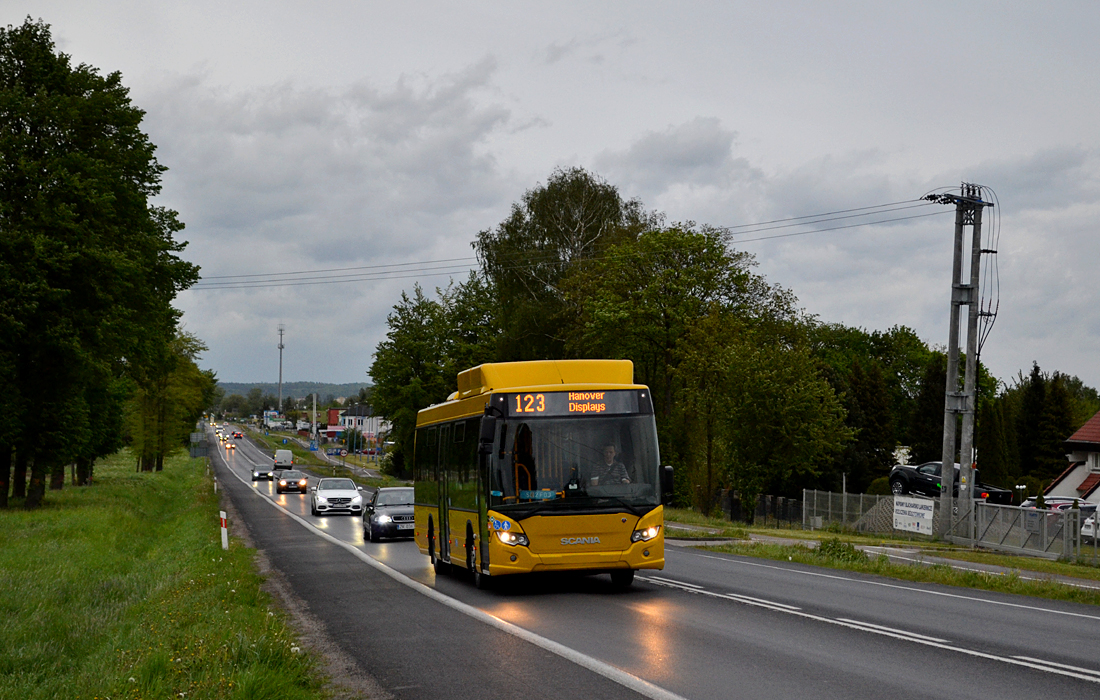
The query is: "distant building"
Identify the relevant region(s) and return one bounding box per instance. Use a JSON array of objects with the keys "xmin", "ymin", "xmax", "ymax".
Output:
[
  {"xmin": 1045, "ymin": 410, "xmax": 1100, "ymax": 503},
  {"xmin": 339, "ymin": 403, "xmax": 389, "ymax": 440},
  {"xmin": 318, "ymin": 404, "xmax": 390, "ymax": 441}
]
